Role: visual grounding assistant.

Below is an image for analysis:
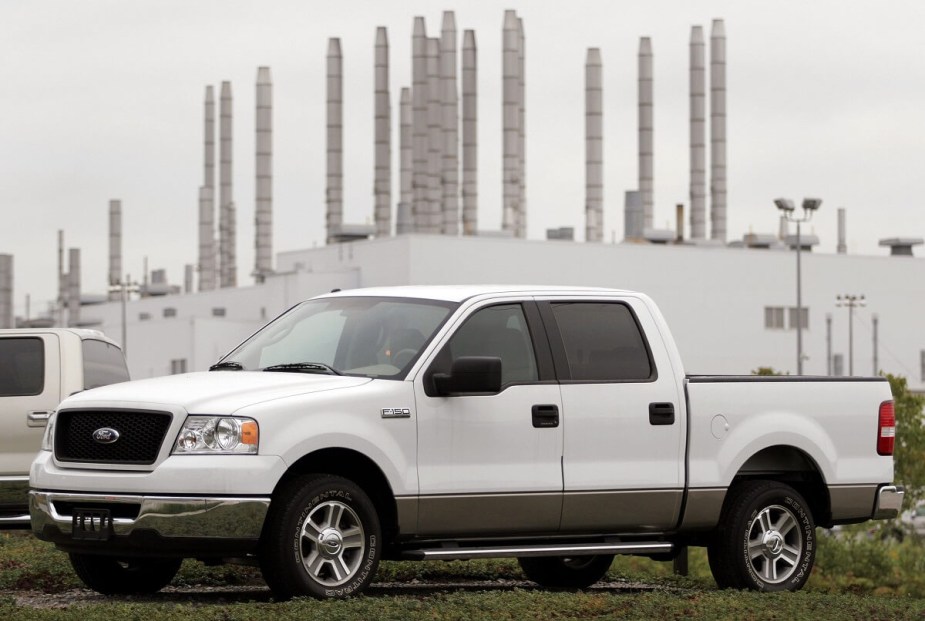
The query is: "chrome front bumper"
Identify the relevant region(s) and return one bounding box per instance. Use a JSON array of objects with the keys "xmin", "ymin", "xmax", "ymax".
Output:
[
  {"xmin": 873, "ymin": 485, "xmax": 904, "ymax": 520},
  {"xmin": 30, "ymin": 491, "xmax": 271, "ymax": 540}
]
